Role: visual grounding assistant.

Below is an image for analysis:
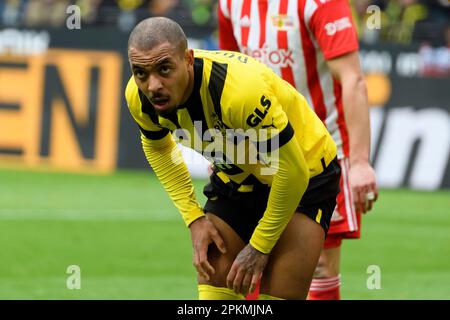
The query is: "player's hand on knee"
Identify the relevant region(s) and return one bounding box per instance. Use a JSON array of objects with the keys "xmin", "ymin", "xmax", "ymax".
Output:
[
  {"xmin": 189, "ymin": 216, "xmax": 227, "ymax": 281},
  {"xmin": 349, "ymin": 162, "xmax": 378, "ymax": 214},
  {"xmin": 226, "ymin": 244, "xmax": 268, "ymax": 295}
]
